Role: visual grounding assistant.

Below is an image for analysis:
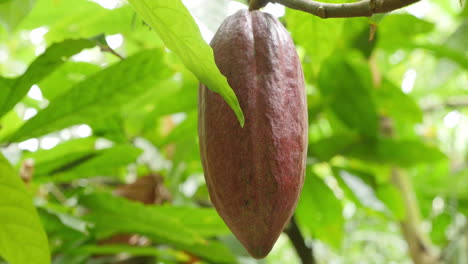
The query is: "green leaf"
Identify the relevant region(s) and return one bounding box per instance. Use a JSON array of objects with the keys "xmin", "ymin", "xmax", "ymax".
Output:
[
  {"xmin": 127, "ymin": 0, "xmax": 244, "ymax": 126},
  {"xmin": 156, "ymin": 205, "xmax": 230, "ymax": 237},
  {"xmin": 0, "ymin": 39, "xmax": 96, "ymax": 119},
  {"xmin": 286, "ymin": 8, "xmax": 344, "ymax": 79},
  {"xmin": 6, "ymin": 49, "xmax": 171, "ymax": 142},
  {"xmin": 375, "ymin": 139, "xmax": 447, "ymax": 167},
  {"xmin": 346, "ymin": 139, "xmax": 447, "ymax": 166},
  {"xmin": 430, "ymin": 212, "xmax": 451, "ymax": 245},
  {"xmin": 318, "ymin": 56, "xmax": 378, "ymax": 137},
  {"xmin": 38, "ymin": 62, "xmax": 101, "ymax": 100},
  {"xmin": 38, "ymin": 202, "xmax": 89, "ymax": 234},
  {"xmin": 81, "ymin": 193, "xmax": 236, "ymax": 263},
  {"xmin": 72, "ymin": 245, "xmax": 185, "ymax": 261},
  {"xmin": 376, "ymin": 183, "xmax": 405, "ymax": 220},
  {"xmin": 333, "ymin": 167, "xmax": 387, "ymax": 213},
  {"xmin": 24, "ymin": 137, "xmax": 97, "ymax": 177},
  {"xmin": 295, "ymin": 170, "xmax": 343, "ymax": 248},
  {"xmin": 19, "ymin": 0, "xmax": 136, "ymax": 43},
  {"xmin": 375, "ymin": 78, "xmax": 423, "ymax": 123},
  {"xmin": 408, "ymin": 43, "xmax": 468, "ymax": 69},
  {"xmin": 41, "ymin": 145, "xmax": 142, "ymax": 183},
  {"xmin": 0, "ymin": 153, "xmax": 50, "ymax": 264},
  {"xmin": 310, "ymin": 134, "xmax": 446, "ymax": 167},
  {"xmin": 0, "ymin": 0, "xmax": 36, "ymax": 31},
  {"xmin": 158, "ymin": 111, "xmax": 197, "ymax": 147},
  {"xmin": 377, "ymin": 14, "xmax": 434, "ymax": 51},
  {"xmin": 308, "ymin": 132, "xmax": 359, "ymax": 161},
  {"xmin": 0, "ymin": 109, "xmax": 23, "ymax": 141}
]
